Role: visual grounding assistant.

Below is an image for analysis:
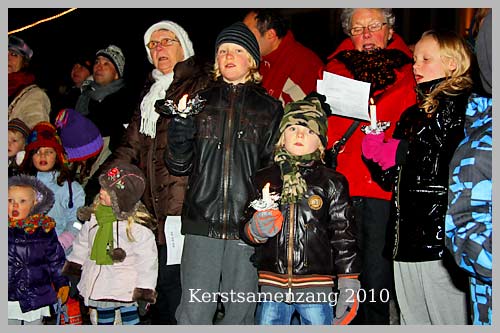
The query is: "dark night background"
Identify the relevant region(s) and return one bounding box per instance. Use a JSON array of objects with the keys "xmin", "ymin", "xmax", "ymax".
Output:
[{"xmin": 8, "ymin": 8, "xmax": 476, "ymax": 106}]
